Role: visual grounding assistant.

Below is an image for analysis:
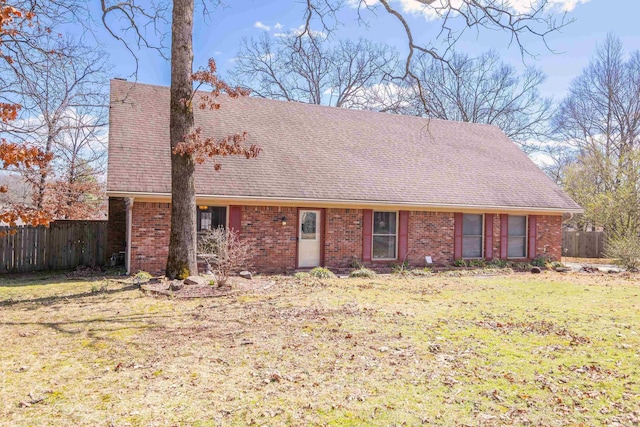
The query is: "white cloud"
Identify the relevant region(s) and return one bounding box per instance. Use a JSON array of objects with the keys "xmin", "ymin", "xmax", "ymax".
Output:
[
  {"xmin": 274, "ymin": 25, "xmax": 327, "ymax": 39},
  {"xmin": 254, "ymin": 21, "xmax": 271, "ymax": 31},
  {"xmin": 274, "ymin": 22, "xmax": 283, "ymax": 30},
  {"xmin": 347, "ymin": 0, "xmax": 591, "ymax": 20}
]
